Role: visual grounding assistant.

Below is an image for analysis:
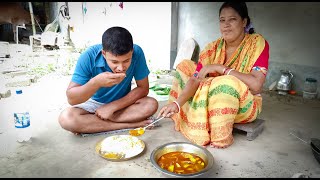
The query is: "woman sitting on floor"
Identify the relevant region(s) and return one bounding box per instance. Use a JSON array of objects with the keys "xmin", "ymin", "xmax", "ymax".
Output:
[{"xmin": 157, "ymin": 2, "xmax": 270, "ymax": 148}]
